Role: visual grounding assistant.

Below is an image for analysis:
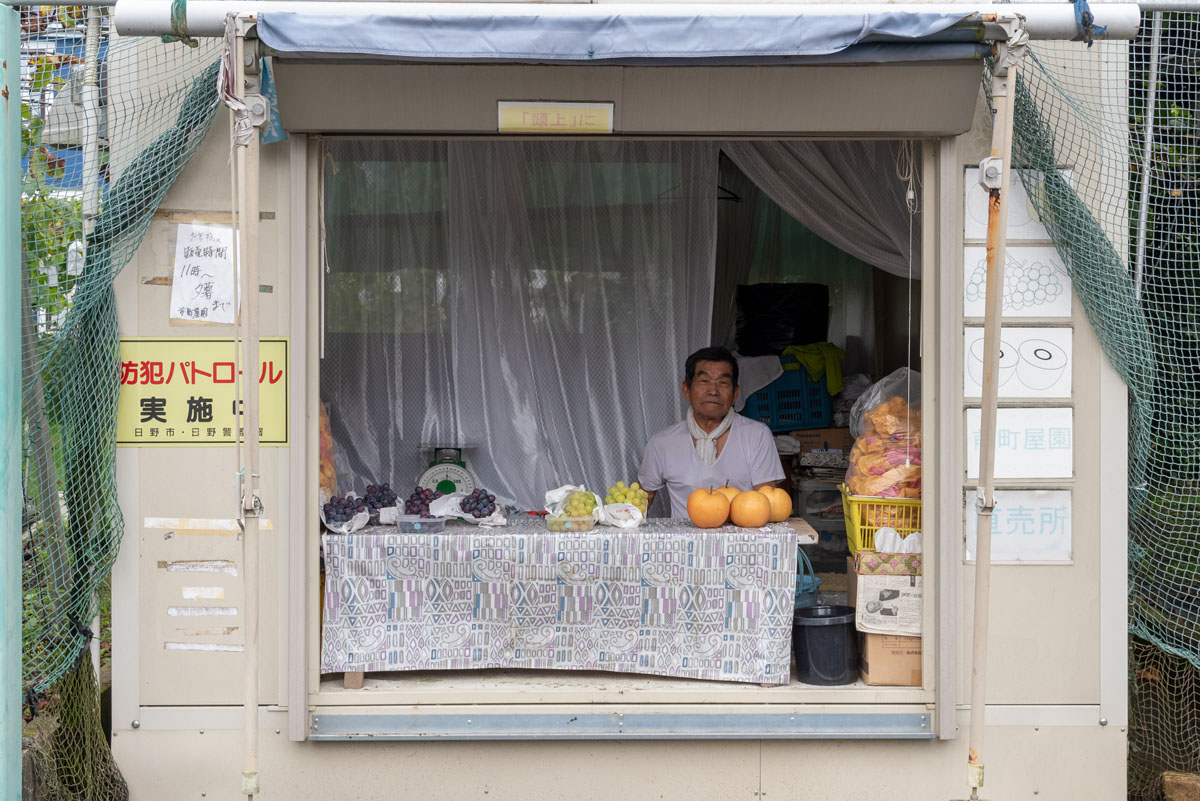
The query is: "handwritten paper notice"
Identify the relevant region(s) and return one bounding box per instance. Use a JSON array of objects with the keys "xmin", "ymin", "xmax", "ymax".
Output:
[{"xmin": 170, "ymin": 223, "xmax": 237, "ymax": 325}]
